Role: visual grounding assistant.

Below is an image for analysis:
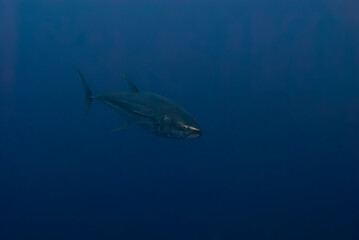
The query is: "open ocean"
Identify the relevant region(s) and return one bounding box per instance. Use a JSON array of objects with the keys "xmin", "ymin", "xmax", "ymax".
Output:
[{"xmin": 0, "ymin": 1, "xmax": 358, "ymax": 239}]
